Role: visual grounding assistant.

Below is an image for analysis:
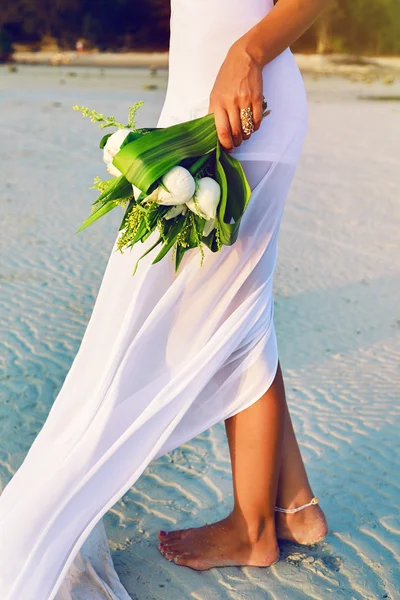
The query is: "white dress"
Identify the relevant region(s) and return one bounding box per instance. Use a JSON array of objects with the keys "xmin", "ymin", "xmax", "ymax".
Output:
[{"xmin": 0, "ymin": 1, "xmax": 308, "ymax": 598}]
